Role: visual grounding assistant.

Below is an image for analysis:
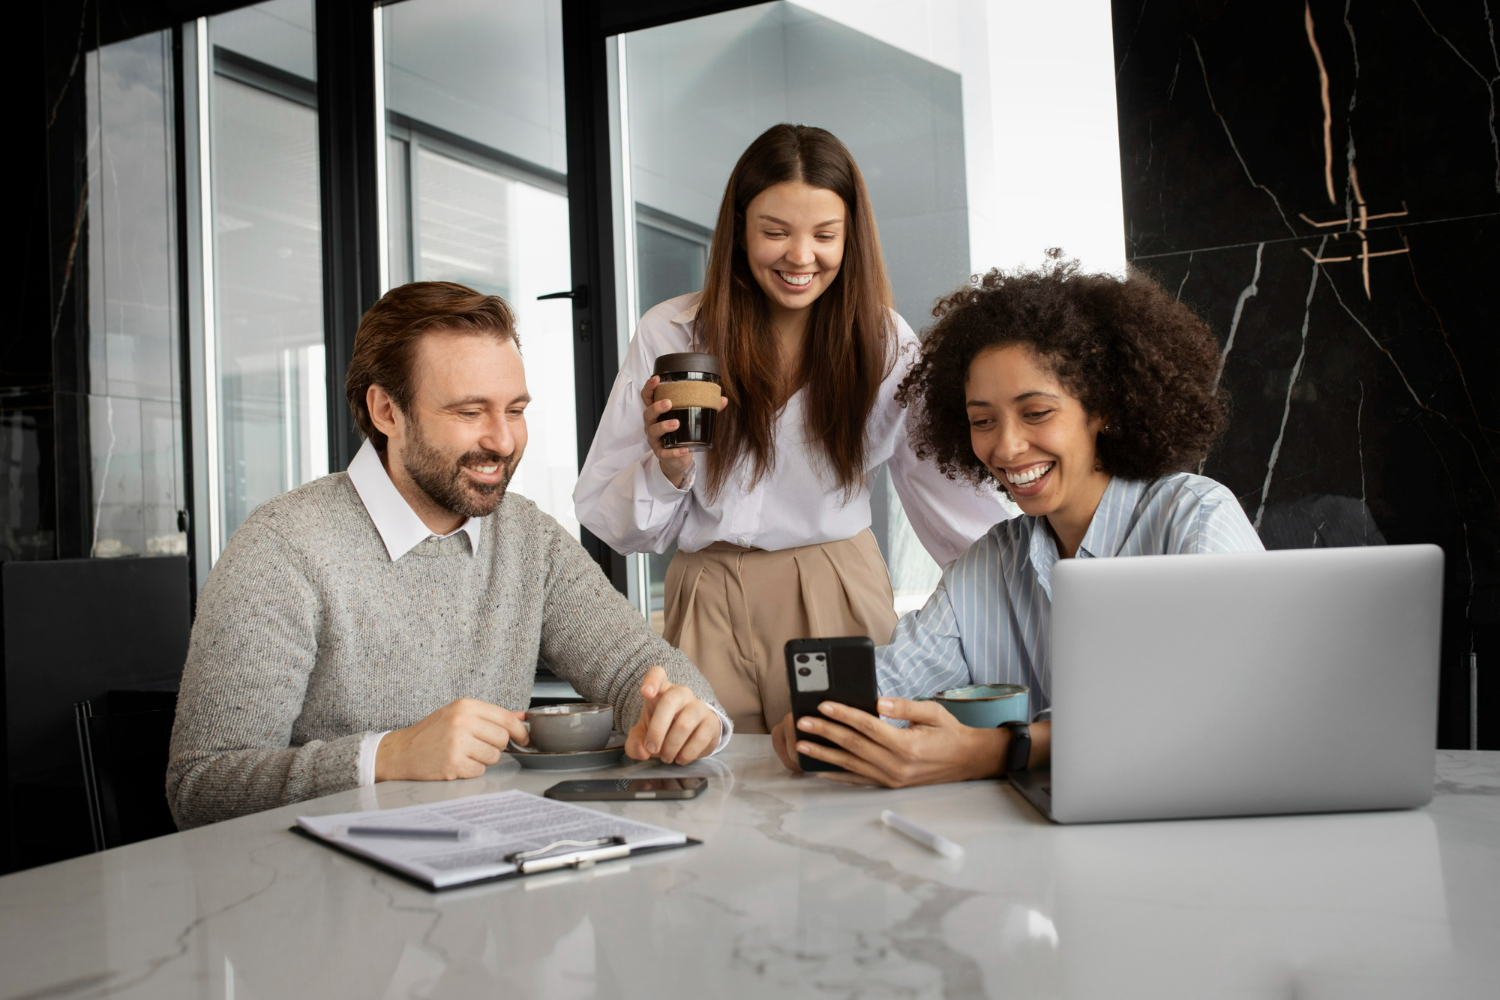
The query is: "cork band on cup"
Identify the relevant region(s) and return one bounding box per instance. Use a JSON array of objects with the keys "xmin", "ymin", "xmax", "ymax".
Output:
[{"xmin": 653, "ymin": 381, "xmax": 722, "ymax": 409}]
